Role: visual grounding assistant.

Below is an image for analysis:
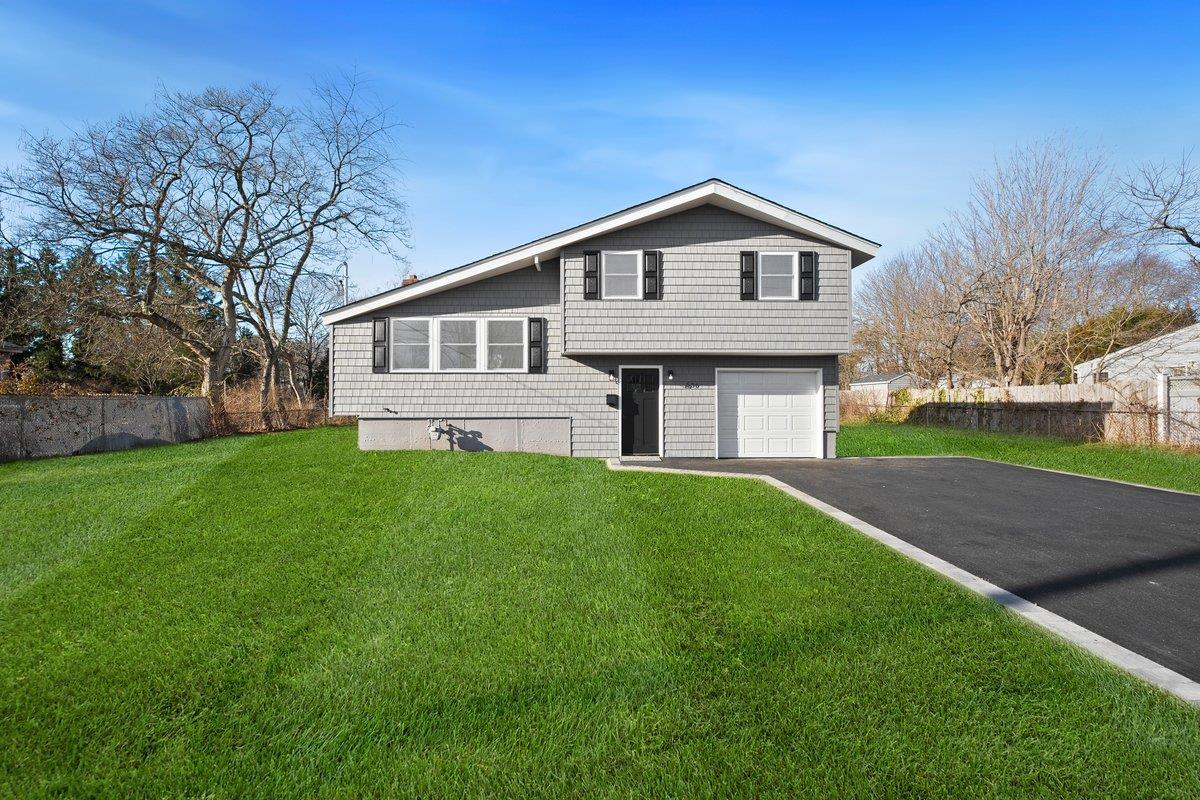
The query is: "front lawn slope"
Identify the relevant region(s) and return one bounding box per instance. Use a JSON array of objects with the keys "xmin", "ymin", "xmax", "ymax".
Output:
[{"xmin": 1, "ymin": 427, "xmax": 1198, "ymax": 798}]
